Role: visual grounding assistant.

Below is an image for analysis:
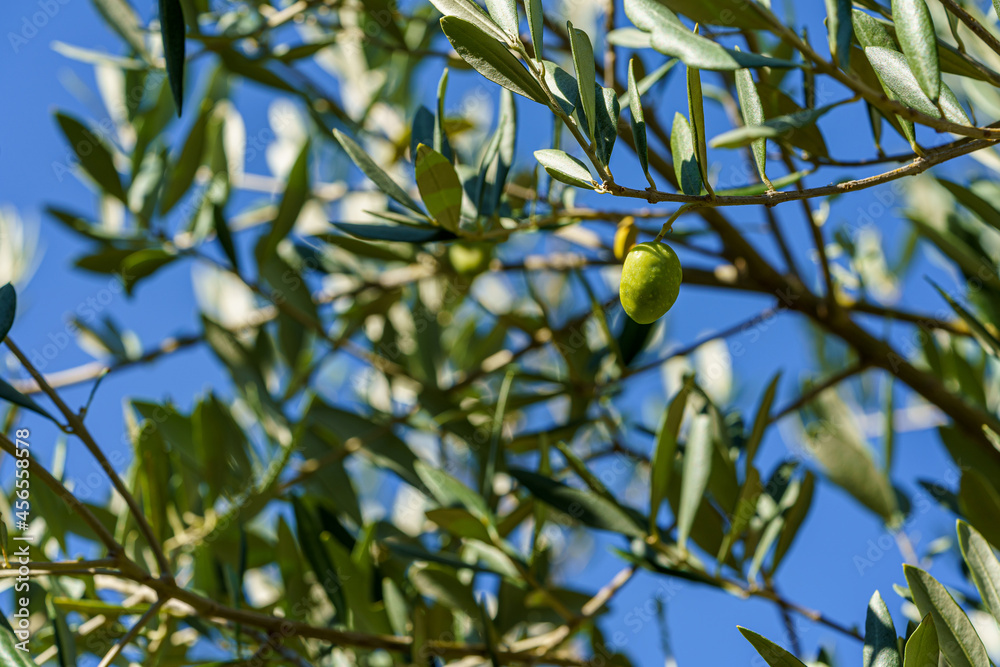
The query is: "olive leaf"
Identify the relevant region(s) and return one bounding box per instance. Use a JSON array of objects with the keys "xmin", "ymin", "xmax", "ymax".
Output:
[
  {"xmin": 649, "ymin": 376, "xmax": 694, "ymax": 533},
  {"xmin": 710, "ymin": 105, "xmax": 835, "ymax": 150},
  {"xmin": 534, "ymin": 149, "xmax": 596, "ymax": 189},
  {"xmin": 677, "ymin": 413, "xmax": 713, "ymax": 549},
  {"xmin": 734, "ymin": 65, "xmax": 770, "ymax": 188},
  {"xmin": 333, "ymin": 129, "xmax": 423, "ymax": 214},
  {"xmin": 891, "ymin": 0, "xmax": 940, "ymax": 101},
  {"xmin": 738, "ymin": 627, "xmax": 807, "ymax": 667},
  {"xmin": 957, "ymin": 521, "xmax": 1000, "ymax": 626},
  {"xmin": 903, "ymin": 565, "xmax": 988, "ymax": 667},
  {"xmin": 430, "ymin": 0, "xmax": 509, "ymax": 43},
  {"xmin": 864, "ymin": 591, "xmax": 901, "ymax": 667},
  {"xmin": 903, "ymin": 615, "xmax": 939, "ymax": 667},
  {"xmin": 158, "ymin": 0, "xmax": 186, "ymax": 115},
  {"xmin": 415, "ymin": 144, "xmax": 463, "ymax": 232},
  {"xmin": 650, "ymin": 20, "xmax": 798, "ymax": 70},
  {"xmin": 627, "ymin": 58, "xmax": 656, "ymax": 189},
  {"xmin": 686, "ymin": 64, "xmax": 713, "ymax": 196},
  {"xmin": 865, "ymin": 47, "xmax": 939, "ymax": 117},
  {"xmin": 525, "ymin": 0, "xmax": 543, "ymax": 58},
  {"xmin": 671, "ymin": 112, "xmax": 703, "ymax": 196},
  {"xmin": 0, "ymin": 284, "xmax": 15, "ymax": 343},
  {"xmin": 594, "ymin": 86, "xmax": 620, "ymax": 167},
  {"xmin": 55, "ymin": 113, "xmax": 127, "ymax": 202},
  {"xmin": 825, "ymin": 0, "xmax": 853, "ymax": 69},
  {"xmin": 441, "ymin": 16, "xmax": 547, "ymax": 103},
  {"xmin": 568, "ymin": 22, "xmax": 597, "ymax": 140},
  {"xmin": 484, "ymin": 0, "xmax": 518, "ymax": 39}
]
